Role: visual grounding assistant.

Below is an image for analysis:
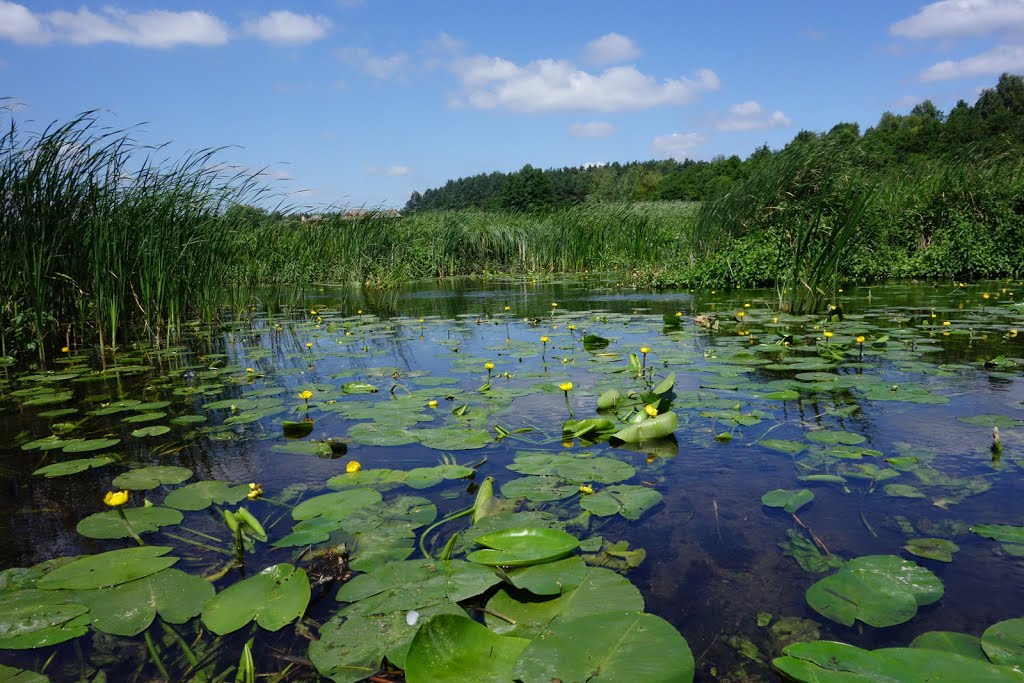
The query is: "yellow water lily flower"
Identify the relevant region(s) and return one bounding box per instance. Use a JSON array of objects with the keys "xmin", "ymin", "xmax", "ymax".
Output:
[
  {"xmin": 983, "ymin": 293, "xmax": 991, "ymax": 299},
  {"xmin": 579, "ymin": 484, "xmax": 594, "ymax": 495},
  {"xmin": 298, "ymin": 390, "xmax": 313, "ymax": 400},
  {"xmin": 675, "ymin": 311, "xmax": 683, "ymax": 317},
  {"xmin": 568, "ymin": 324, "xmax": 576, "ymax": 331},
  {"xmin": 247, "ymin": 483, "xmax": 263, "ymax": 500},
  {"xmin": 540, "ymin": 336, "xmax": 549, "ymax": 343},
  {"xmin": 559, "ymin": 382, "xmax": 573, "ymax": 392},
  {"xmin": 551, "ymin": 302, "xmax": 558, "ymax": 308},
  {"xmin": 103, "ymin": 490, "xmax": 129, "ymax": 507},
  {"xmin": 1010, "ymin": 330, "xmax": 1019, "ymax": 338},
  {"xmin": 61, "ymin": 346, "xmax": 70, "ymax": 353},
  {"xmin": 743, "ymin": 303, "xmax": 751, "ymax": 308},
  {"xmin": 562, "ymin": 439, "xmax": 574, "ymax": 448},
  {"xmin": 418, "ymin": 318, "xmax": 425, "ymax": 323},
  {"xmin": 824, "ymin": 331, "xmax": 834, "ymax": 338},
  {"xmin": 305, "ymin": 342, "xmax": 313, "ymax": 348},
  {"xmin": 484, "ymin": 362, "xmax": 495, "ymax": 370},
  {"xmin": 736, "ymin": 310, "xmax": 745, "ymax": 318},
  {"xmin": 428, "ymin": 400, "xmax": 438, "ymax": 408},
  {"xmin": 645, "ymin": 404, "xmax": 659, "ymax": 417},
  {"xmin": 942, "ymin": 321, "xmax": 951, "ymax": 327},
  {"xmin": 504, "ymin": 306, "xmax": 511, "ymax": 311},
  {"xmin": 640, "ymin": 347, "xmax": 650, "ymax": 354},
  {"xmin": 856, "ymin": 336, "xmax": 866, "ymax": 343},
  {"xmin": 246, "ymin": 367, "xmax": 255, "ymax": 373},
  {"xmin": 346, "ymin": 461, "xmax": 362, "ymax": 473}
]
